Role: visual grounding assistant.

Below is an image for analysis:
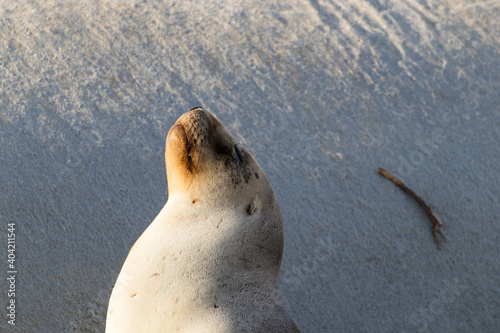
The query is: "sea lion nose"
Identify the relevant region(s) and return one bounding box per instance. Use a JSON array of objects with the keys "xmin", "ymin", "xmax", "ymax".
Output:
[
  {"xmin": 189, "ymin": 106, "xmax": 204, "ymax": 112},
  {"xmin": 177, "ymin": 107, "xmax": 208, "ymax": 127}
]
